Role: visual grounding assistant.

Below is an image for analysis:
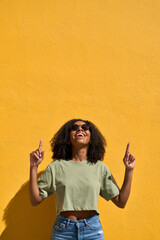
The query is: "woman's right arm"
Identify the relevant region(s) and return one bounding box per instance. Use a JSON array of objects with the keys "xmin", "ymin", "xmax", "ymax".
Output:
[{"xmin": 29, "ymin": 139, "xmax": 45, "ymax": 206}]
